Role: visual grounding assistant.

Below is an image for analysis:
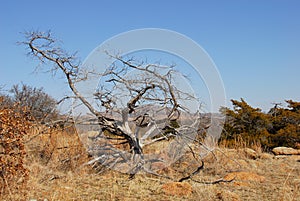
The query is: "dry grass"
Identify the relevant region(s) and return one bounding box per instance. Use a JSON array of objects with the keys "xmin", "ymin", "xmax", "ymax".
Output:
[
  {"xmin": 1, "ymin": 126, "xmax": 299, "ymax": 201},
  {"xmin": 219, "ymin": 136, "xmax": 264, "ymax": 152}
]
